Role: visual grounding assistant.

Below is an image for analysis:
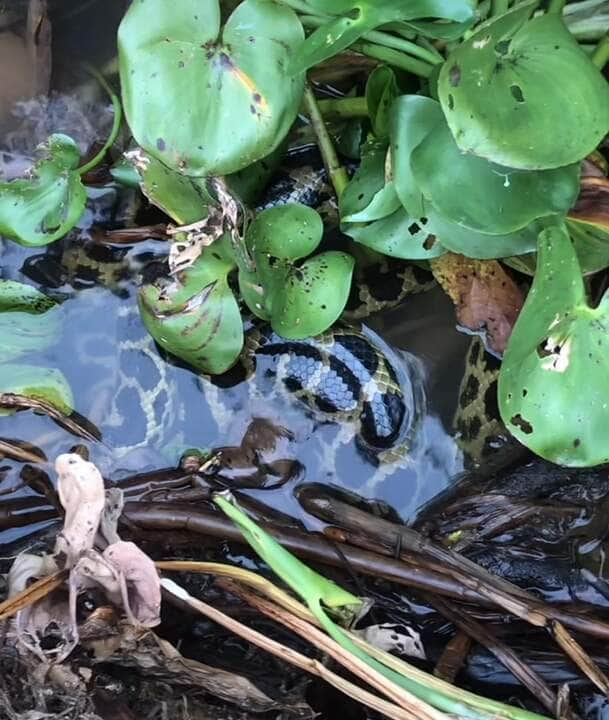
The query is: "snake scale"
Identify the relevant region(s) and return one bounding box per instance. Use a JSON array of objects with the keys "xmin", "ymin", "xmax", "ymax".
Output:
[{"xmin": 44, "ymin": 149, "xmax": 505, "ymax": 496}]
